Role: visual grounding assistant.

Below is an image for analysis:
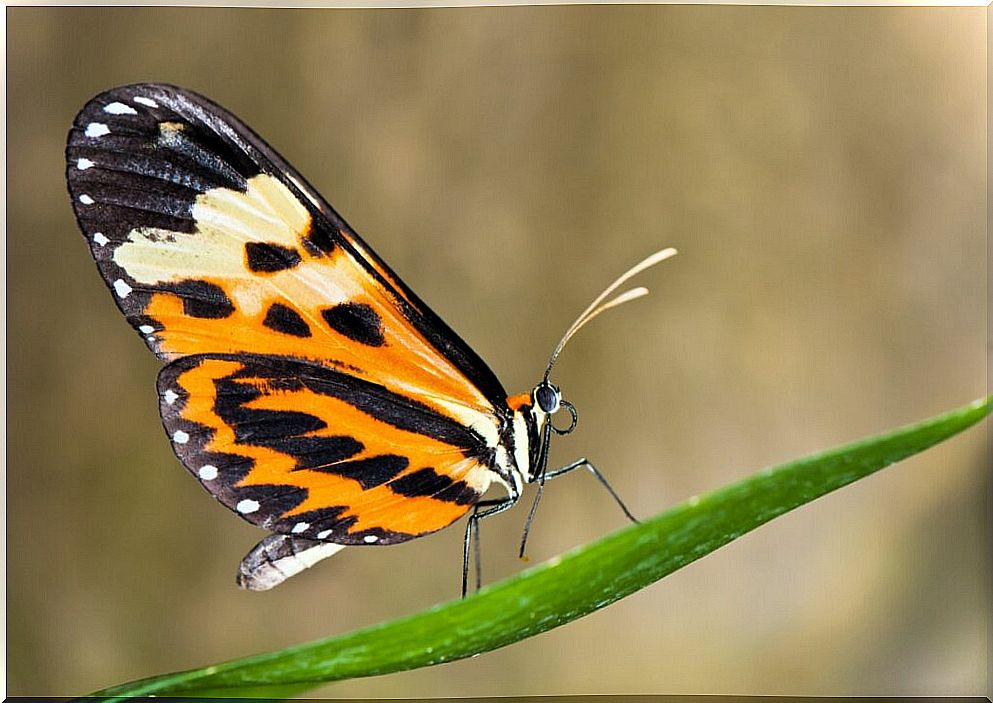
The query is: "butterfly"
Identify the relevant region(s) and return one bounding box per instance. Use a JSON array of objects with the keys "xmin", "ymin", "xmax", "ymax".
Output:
[{"xmin": 65, "ymin": 83, "xmax": 676, "ymax": 595}]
